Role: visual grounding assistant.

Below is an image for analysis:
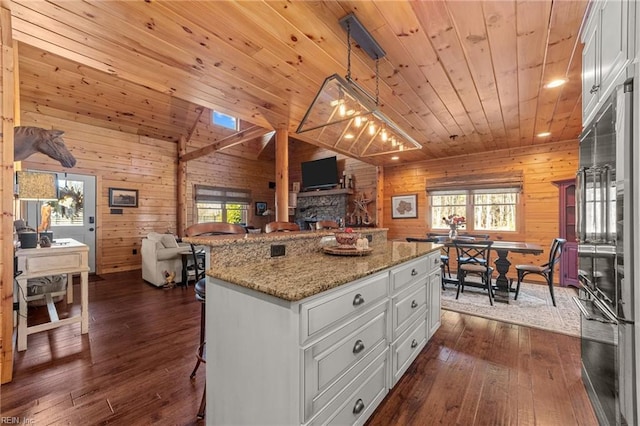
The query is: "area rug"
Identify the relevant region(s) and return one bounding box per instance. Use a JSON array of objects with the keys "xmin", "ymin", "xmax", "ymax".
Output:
[{"xmin": 441, "ymin": 281, "xmax": 580, "ymax": 337}]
